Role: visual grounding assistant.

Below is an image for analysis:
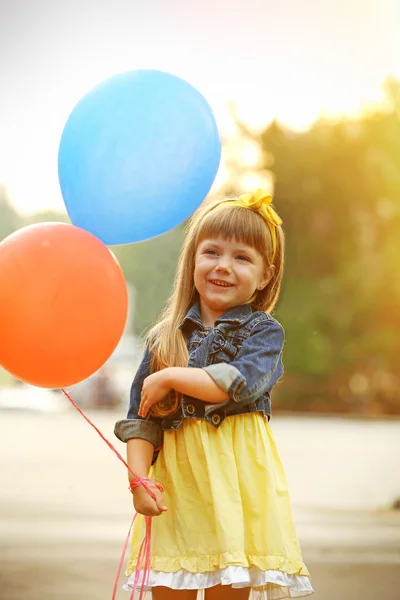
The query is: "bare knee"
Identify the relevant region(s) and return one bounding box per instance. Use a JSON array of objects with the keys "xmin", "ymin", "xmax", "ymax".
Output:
[
  {"xmin": 152, "ymin": 587, "xmax": 198, "ymax": 600},
  {"xmin": 205, "ymin": 584, "xmax": 250, "ymax": 600}
]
